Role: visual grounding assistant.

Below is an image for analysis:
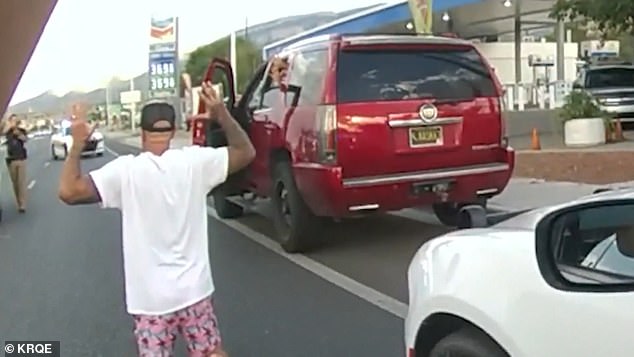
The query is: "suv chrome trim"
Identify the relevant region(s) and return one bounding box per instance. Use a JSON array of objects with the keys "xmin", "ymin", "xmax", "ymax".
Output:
[
  {"xmin": 341, "ymin": 35, "xmax": 468, "ymax": 46},
  {"xmin": 349, "ymin": 204, "xmax": 379, "ymax": 211},
  {"xmin": 253, "ymin": 108, "xmax": 273, "ymax": 115},
  {"xmin": 342, "ymin": 163, "xmax": 510, "ymax": 188},
  {"xmin": 388, "ymin": 117, "xmax": 462, "ymax": 127}
]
